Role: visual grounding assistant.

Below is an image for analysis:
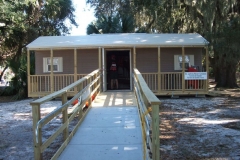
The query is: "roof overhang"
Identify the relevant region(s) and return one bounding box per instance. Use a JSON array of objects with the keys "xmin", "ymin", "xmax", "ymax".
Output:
[{"xmin": 27, "ymin": 33, "xmax": 209, "ymax": 50}]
